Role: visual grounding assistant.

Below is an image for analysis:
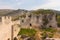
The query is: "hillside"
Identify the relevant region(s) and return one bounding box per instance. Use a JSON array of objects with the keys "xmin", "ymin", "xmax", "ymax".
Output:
[
  {"xmin": 0, "ymin": 9, "xmax": 60, "ymax": 16},
  {"xmin": 0, "ymin": 9, "xmax": 14, "ymax": 16},
  {"xmin": 4, "ymin": 9, "xmax": 28, "ymax": 16}
]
